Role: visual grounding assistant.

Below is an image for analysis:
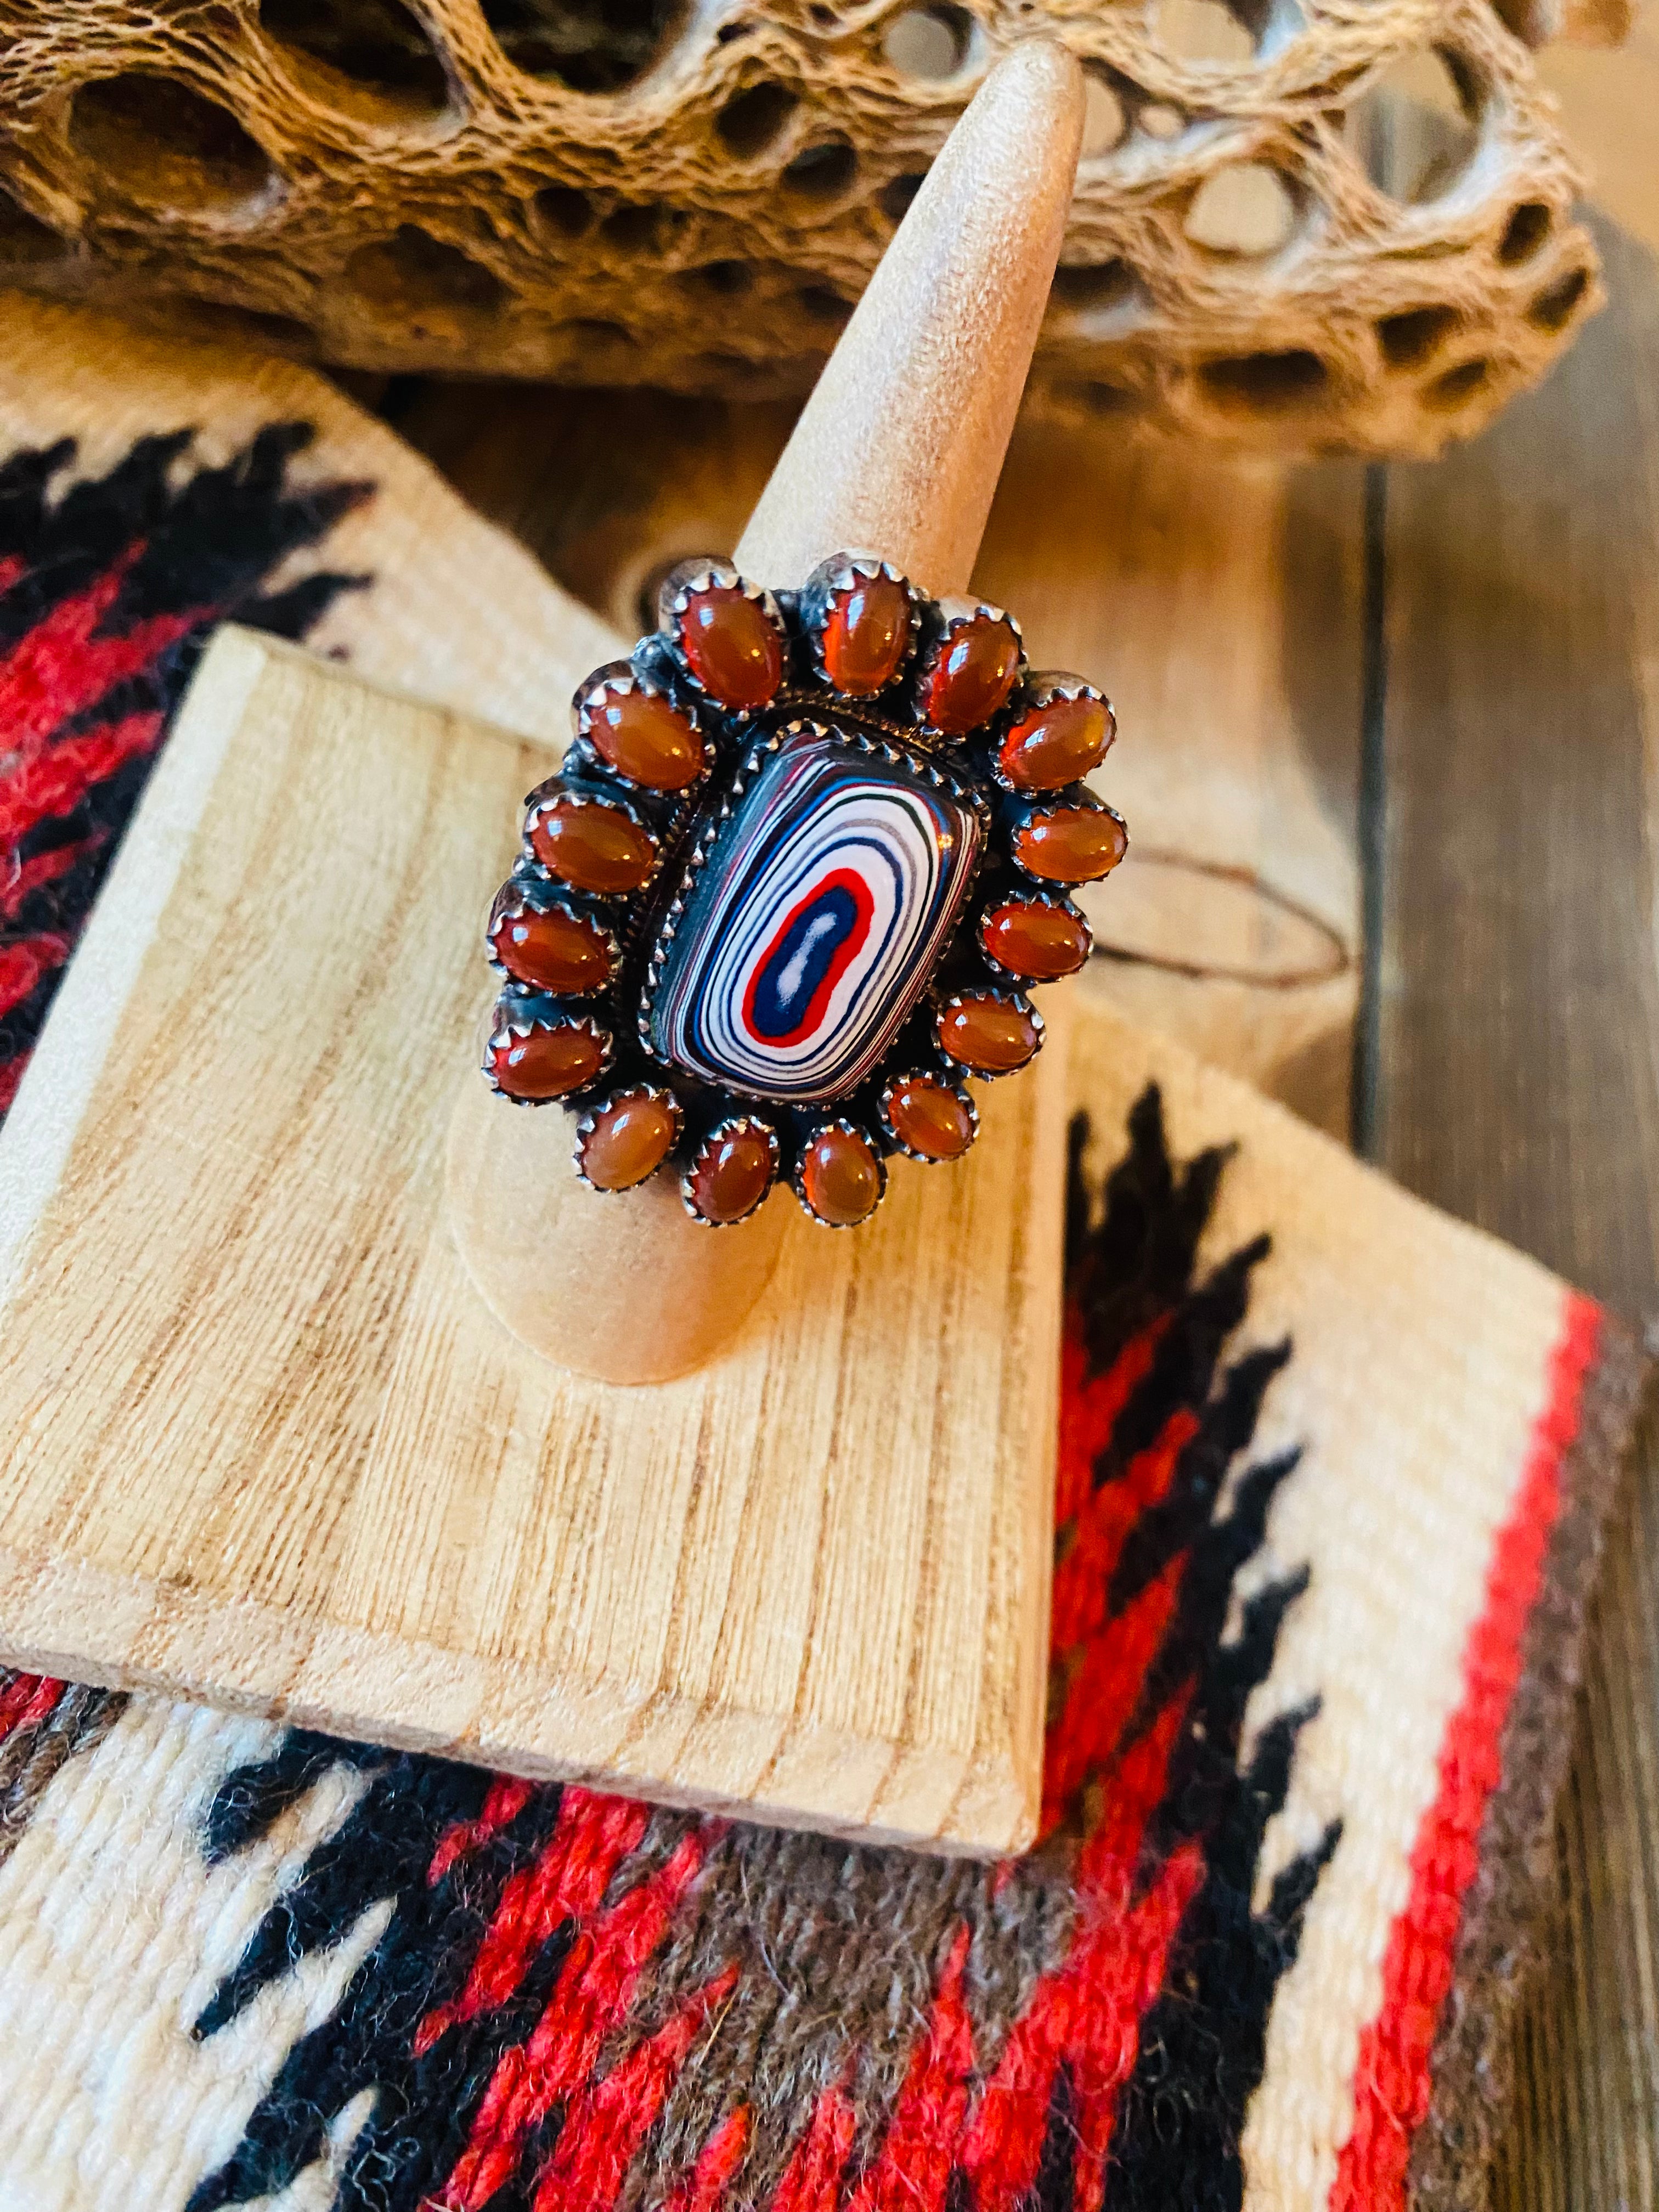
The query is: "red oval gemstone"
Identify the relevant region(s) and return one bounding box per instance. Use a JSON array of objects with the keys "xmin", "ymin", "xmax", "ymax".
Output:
[
  {"xmin": 488, "ymin": 1022, "xmax": 606, "ymax": 1101},
  {"xmin": 923, "ymin": 613, "xmax": 1020, "ymax": 735},
  {"xmin": 821, "ymin": 573, "xmax": 911, "ymax": 695},
  {"xmin": 677, "ymin": 585, "xmax": 784, "ymax": 710},
  {"xmin": 998, "ymin": 691, "xmax": 1114, "ymax": 791},
  {"xmin": 886, "ymin": 1077, "xmax": 975, "ymax": 1161},
  {"xmin": 685, "ymin": 1124, "xmax": 776, "ymax": 1223},
  {"xmin": 529, "ymin": 797, "xmax": 656, "ymax": 895},
  {"xmin": 799, "ymin": 1125, "xmax": 883, "ymax": 1226},
  {"xmin": 979, "ymin": 898, "xmax": 1091, "ymax": 981},
  {"xmin": 579, "ymin": 1090, "xmax": 679, "ymax": 1189},
  {"xmin": 490, "ymin": 903, "xmax": 613, "ymax": 994},
  {"xmin": 588, "ymin": 686, "xmax": 703, "ymax": 791},
  {"xmin": 1013, "ymin": 806, "xmax": 1127, "ymax": 885},
  {"xmin": 938, "ymin": 994, "xmax": 1041, "ymax": 1076}
]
